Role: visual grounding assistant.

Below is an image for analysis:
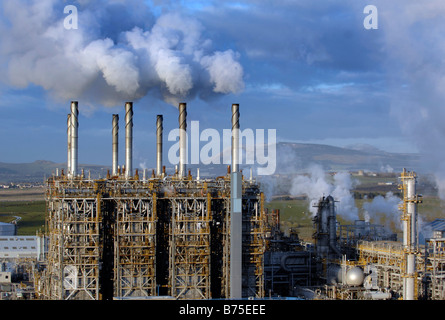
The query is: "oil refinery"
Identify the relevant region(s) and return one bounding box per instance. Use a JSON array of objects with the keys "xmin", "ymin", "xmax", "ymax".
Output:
[{"xmin": 1, "ymin": 101, "xmax": 444, "ymax": 301}]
